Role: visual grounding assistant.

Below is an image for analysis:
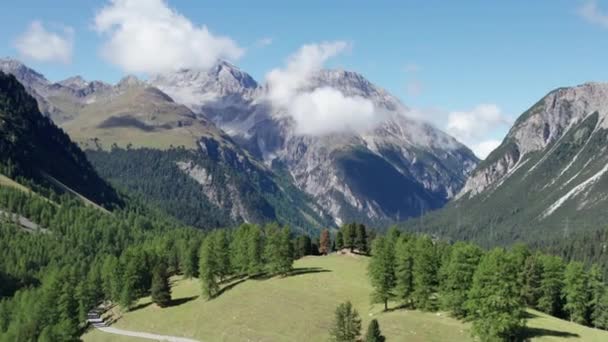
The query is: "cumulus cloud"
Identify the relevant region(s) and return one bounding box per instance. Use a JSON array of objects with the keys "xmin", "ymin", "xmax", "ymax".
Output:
[
  {"xmin": 265, "ymin": 41, "xmax": 380, "ymax": 135},
  {"xmin": 446, "ymin": 104, "xmax": 512, "ymax": 159},
  {"xmin": 94, "ymin": 0, "xmax": 243, "ymax": 74},
  {"xmin": 15, "ymin": 21, "xmax": 73, "ymax": 63},
  {"xmin": 290, "ymin": 87, "xmax": 377, "ymax": 135},
  {"xmin": 579, "ymin": 0, "xmax": 608, "ymax": 28},
  {"xmin": 471, "ymin": 140, "xmax": 502, "ymax": 159}
]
